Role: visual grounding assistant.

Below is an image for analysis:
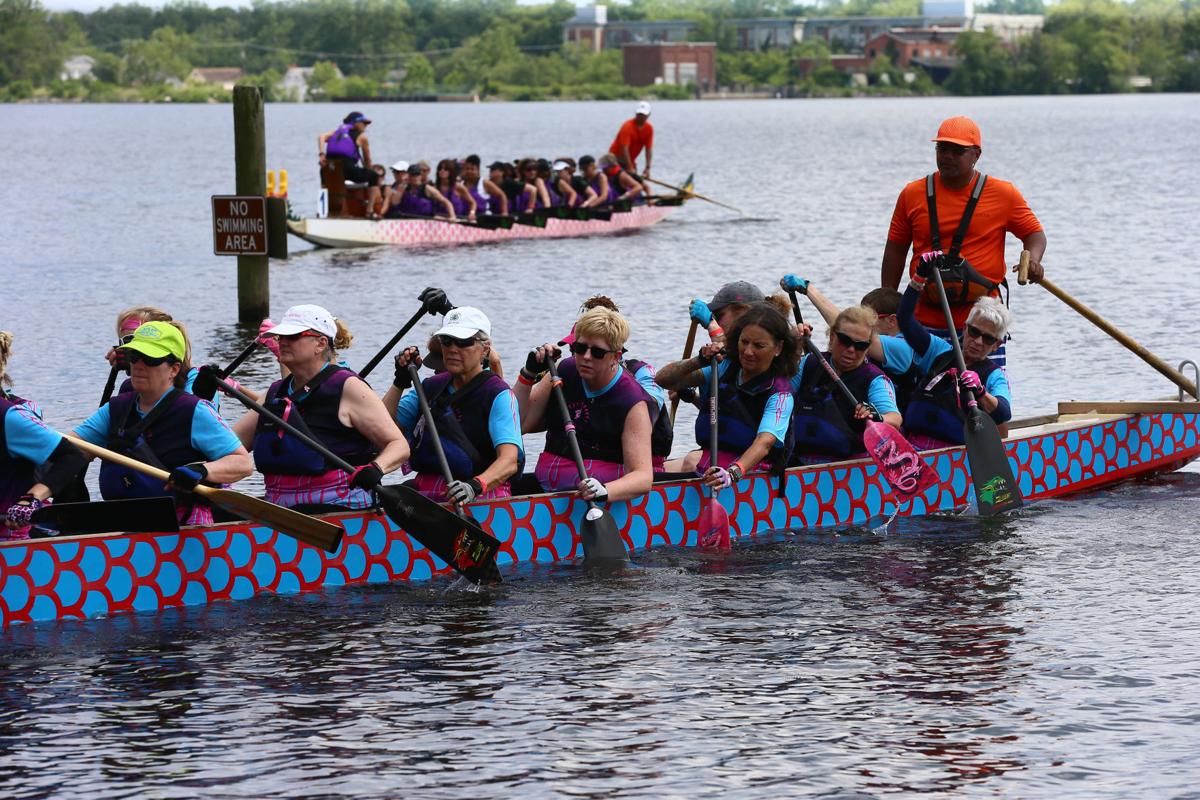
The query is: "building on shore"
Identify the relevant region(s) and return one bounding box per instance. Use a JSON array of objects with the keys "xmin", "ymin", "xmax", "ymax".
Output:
[
  {"xmin": 282, "ymin": 64, "xmax": 344, "ymax": 101},
  {"xmin": 60, "ymin": 55, "xmax": 95, "ymax": 82},
  {"xmin": 623, "ymin": 43, "xmax": 716, "ymax": 91},
  {"xmin": 187, "ymin": 67, "xmax": 245, "ymax": 91}
]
